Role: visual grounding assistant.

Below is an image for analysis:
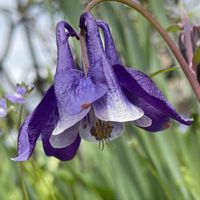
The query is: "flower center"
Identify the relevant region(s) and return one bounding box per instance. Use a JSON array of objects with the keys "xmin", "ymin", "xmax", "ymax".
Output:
[
  {"xmin": 88, "ymin": 108, "xmax": 114, "ymax": 150},
  {"xmin": 90, "ymin": 120, "xmax": 114, "ymax": 151},
  {"xmin": 90, "ymin": 120, "xmax": 113, "ymax": 141}
]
